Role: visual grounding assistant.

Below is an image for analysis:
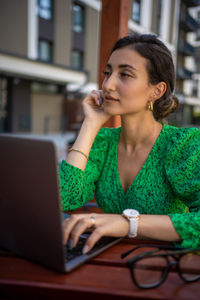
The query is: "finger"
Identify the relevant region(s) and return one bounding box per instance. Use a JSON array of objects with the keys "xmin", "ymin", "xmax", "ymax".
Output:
[
  {"xmin": 90, "ymin": 90, "xmax": 102, "ymax": 106},
  {"xmin": 62, "ymin": 213, "xmax": 97, "ymax": 245},
  {"xmin": 82, "ymin": 227, "xmax": 104, "ymax": 254},
  {"xmin": 70, "ymin": 216, "xmax": 95, "ymax": 248},
  {"xmin": 81, "ymin": 215, "xmax": 129, "ymax": 253},
  {"xmin": 63, "ymin": 214, "xmax": 83, "ymax": 244}
]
